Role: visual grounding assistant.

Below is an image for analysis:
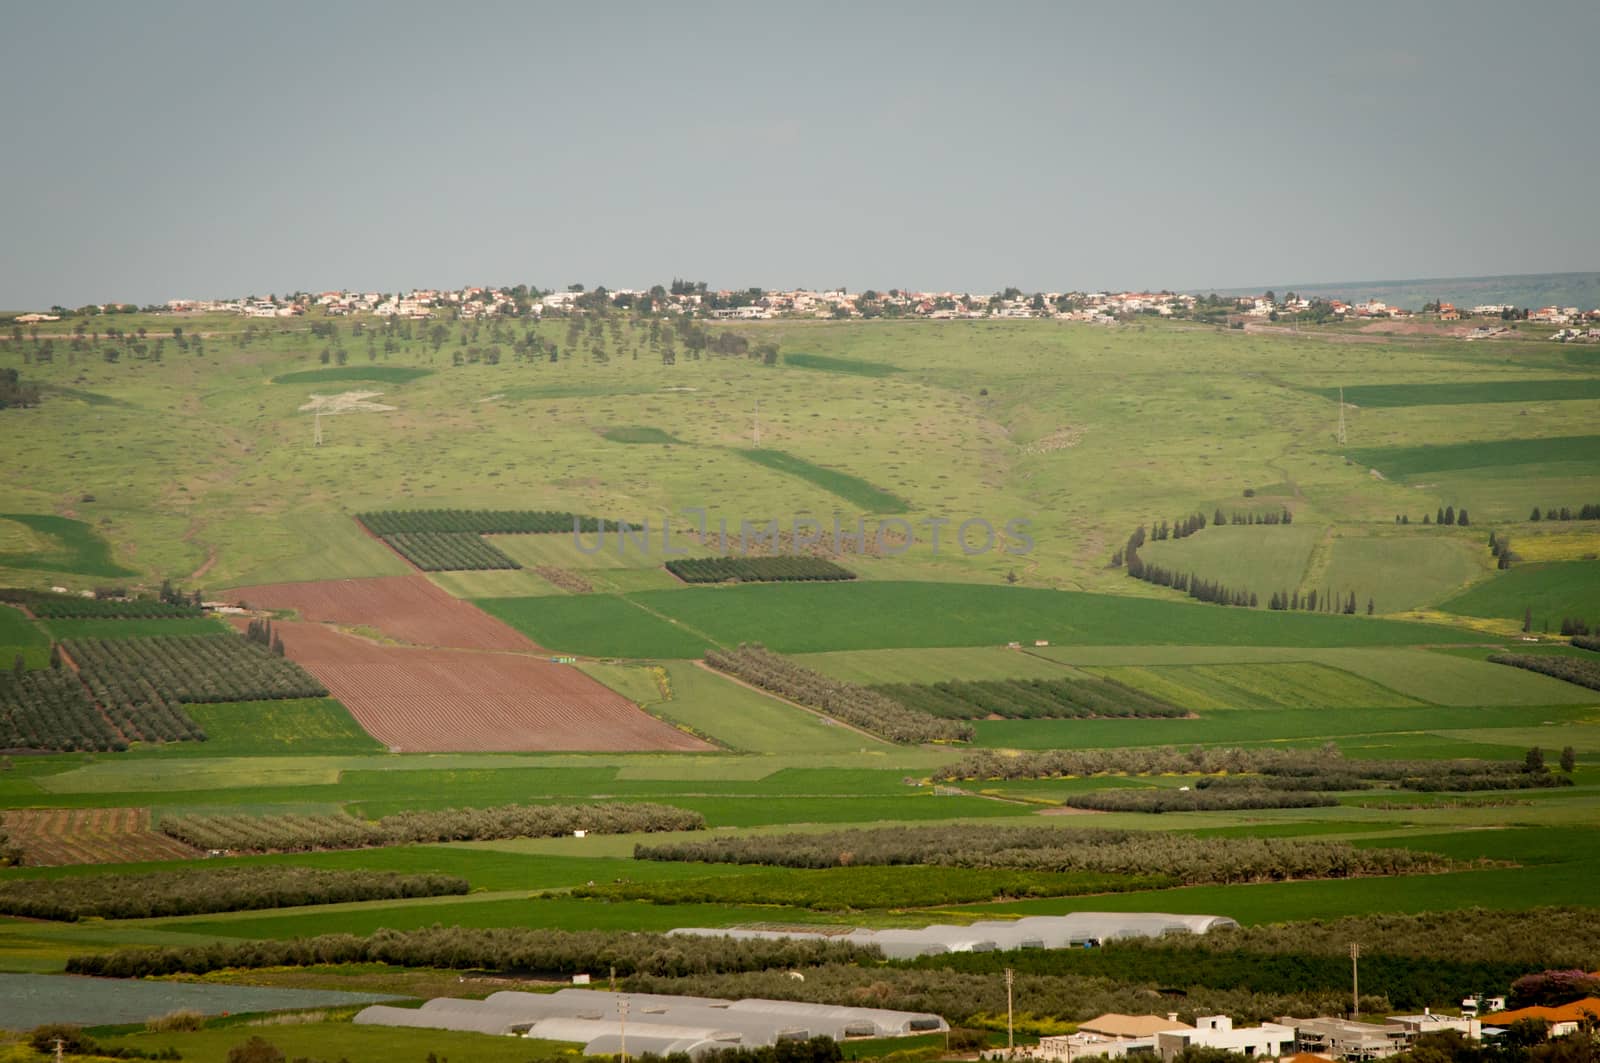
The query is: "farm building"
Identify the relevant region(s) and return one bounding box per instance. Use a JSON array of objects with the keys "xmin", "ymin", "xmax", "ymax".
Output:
[
  {"xmin": 669, "ymin": 913, "xmax": 1239, "ymax": 959},
  {"xmin": 352, "ymin": 988, "xmax": 947, "ymax": 1057}
]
